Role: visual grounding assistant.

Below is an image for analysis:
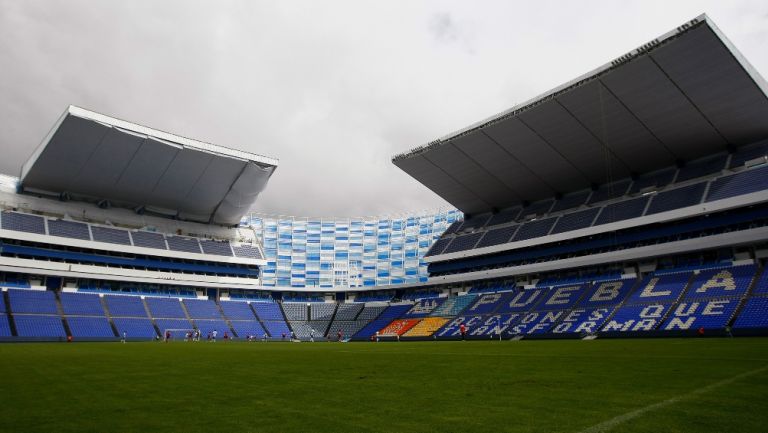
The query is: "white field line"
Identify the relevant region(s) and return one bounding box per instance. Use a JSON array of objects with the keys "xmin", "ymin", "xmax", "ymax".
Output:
[{"xmin": 577, "ymin": 365, "xmax": 768, "ymax": 433}]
